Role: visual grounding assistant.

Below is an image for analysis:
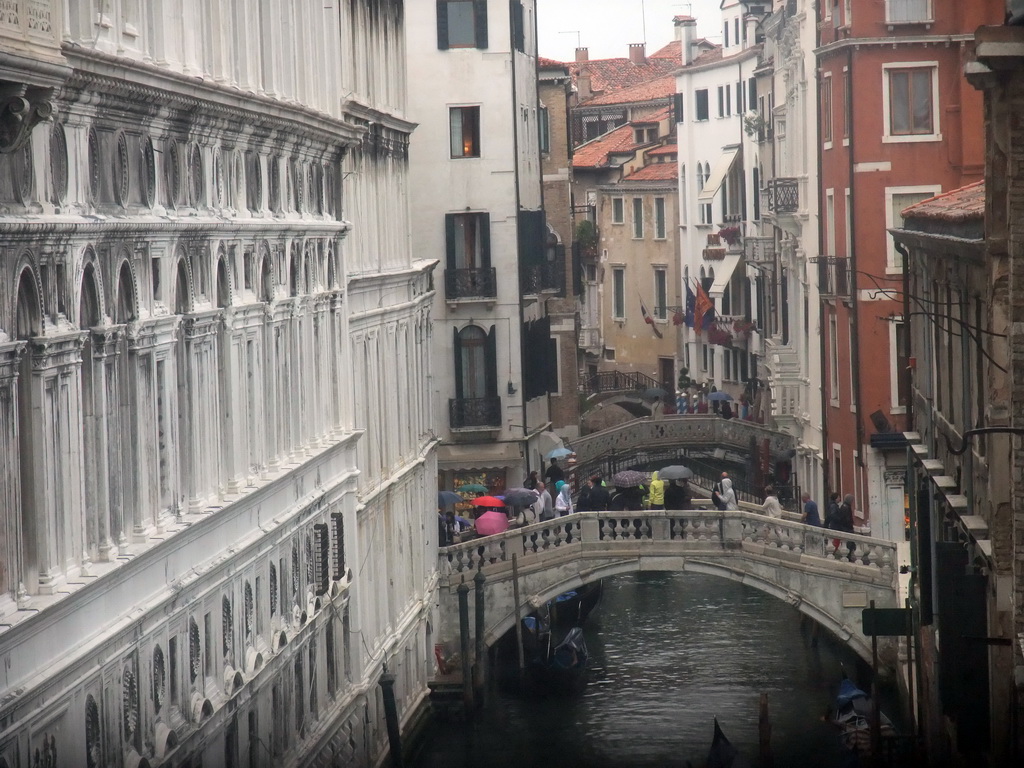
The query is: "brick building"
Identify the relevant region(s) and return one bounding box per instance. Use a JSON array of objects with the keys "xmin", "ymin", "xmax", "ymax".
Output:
[{"xmin": 815, "ymin": 0, "xmax": 1001, "ymax": 533}]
